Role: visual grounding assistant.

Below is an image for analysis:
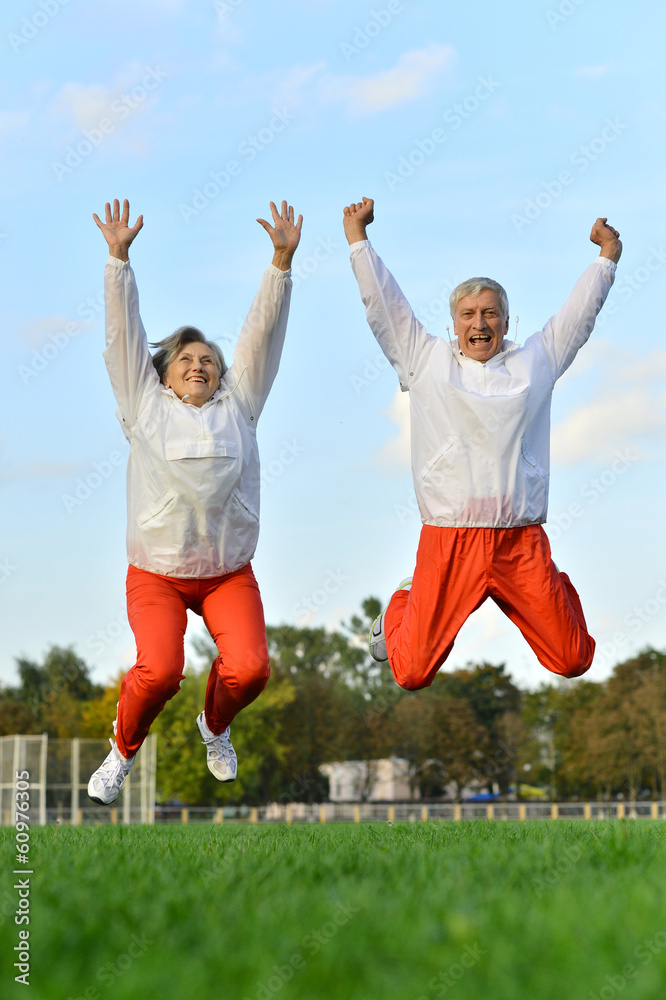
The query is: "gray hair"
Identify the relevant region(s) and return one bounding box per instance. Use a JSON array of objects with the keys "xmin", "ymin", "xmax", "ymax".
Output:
[
  {"xmin": 449, "ymin": 277, "xmax": 509, "ymax": 322},
  {"xmin": 150, "ymin": 327, "xmax": 227, "ymax": 384}
]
